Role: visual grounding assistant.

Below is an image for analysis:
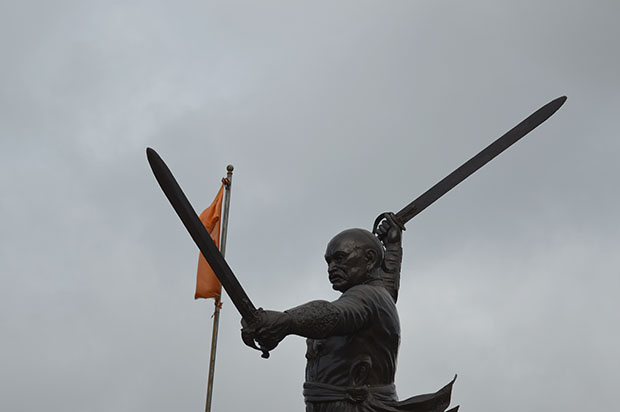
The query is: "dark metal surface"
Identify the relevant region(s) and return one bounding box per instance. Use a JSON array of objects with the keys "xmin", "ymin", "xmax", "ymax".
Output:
[
  {"xmin": 373, "ymin": 96, "xmax": 567, "ymax": 233},
  {"xmin": 146, "ymin": 148, "xmax": 270, "ymax": 357},
  {"xmin": 241, "ymin": 227, "xmax": 459, "ymax": 411}
]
